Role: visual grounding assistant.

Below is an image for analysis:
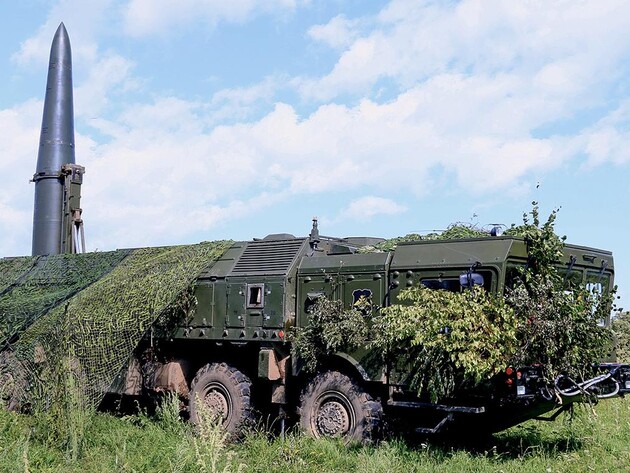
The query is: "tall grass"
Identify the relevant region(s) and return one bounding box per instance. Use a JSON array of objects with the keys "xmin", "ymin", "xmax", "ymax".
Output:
[{"xmin": 1, "ymin": 398, "xmax": 629, "ymax": 472}]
